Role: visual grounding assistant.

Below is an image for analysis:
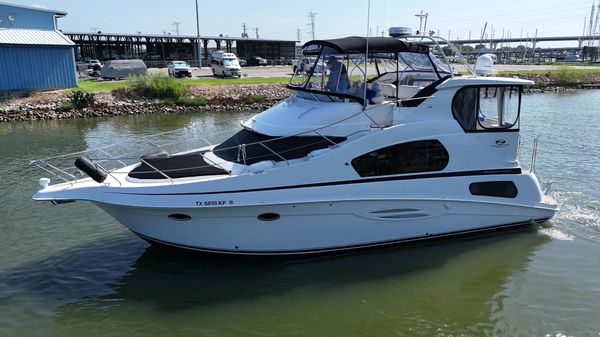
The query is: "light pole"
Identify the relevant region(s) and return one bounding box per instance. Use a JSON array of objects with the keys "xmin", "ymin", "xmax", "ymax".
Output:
[{"xmin": 195, "ymin": 0, "xmax": 201, "ymax": 68}]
